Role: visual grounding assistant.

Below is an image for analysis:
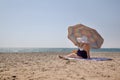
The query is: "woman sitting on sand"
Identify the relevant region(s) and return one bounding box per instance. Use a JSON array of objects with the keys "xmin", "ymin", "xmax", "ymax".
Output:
[{"xmin": 59, "ymin": 36, "xmax": 90, "ymax": 59}]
